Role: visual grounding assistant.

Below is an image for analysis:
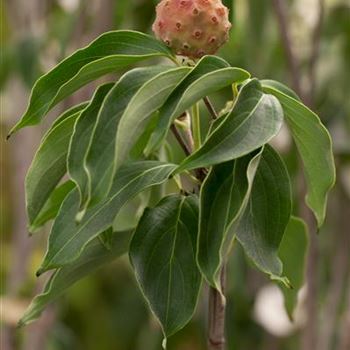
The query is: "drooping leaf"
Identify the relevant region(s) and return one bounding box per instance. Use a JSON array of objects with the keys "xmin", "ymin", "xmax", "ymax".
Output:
[
  {"xmin": 115, "ymin": 66, "xmax": 191, "ymax": 168},
  {"xmin": 176, "ymin": 79, "xmax": 284, "ymax": 172},
  {"xmin": 130, "ymin": 195, "xmax": 201, "ymax": 340},
  {"xmin": 197, "ymin": 148, "xmax": 263, "ymax": 290},
  {"xmin": 51, "ymin": 102, "xmax": 88, "ymax": 128},
  {"xmin": 30, "ymin": 181, "xmax": 75, "ymax": 232},
  {"xmin": 19, "ymin": 230, "xmax": 131, "ymax": 326},
  {"xmin": 278, "ymin": 216, "xmax": 308, "ymax": 319},
  {"xmin": 261, "ymin": 80, "xmax": 336, "ymax": 227},
  {"xmin": 261, "ymin": 80, "xmax": 300, "ymax": 101},
  {"xmin": 68, "ymin": 83, "xmax": 114, "ymax": 211},
  {"xmin": 26, "ymin": 110, "xmax": 81, "ymax": 227},
  {"xmin": 129, "ymin": 112, "xmax": 159, "ymax": 160},
  {"xmin": 9, "ymin": 30, "xmax": 174, "ymax": 135},
  {"xmin": 235, "ymin": 145, "xmax": 292, "ymax": 280},
  {"xmin": 85, "ymin": 66, "xmax": 170, "ymax": 208},
  {"xmin": 146, "ymin": 56, "xmax": 250, "ymax": 152},
  {"xmin": 37, "ymin": 161, "xmax": 176, "ymax": 273}
]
